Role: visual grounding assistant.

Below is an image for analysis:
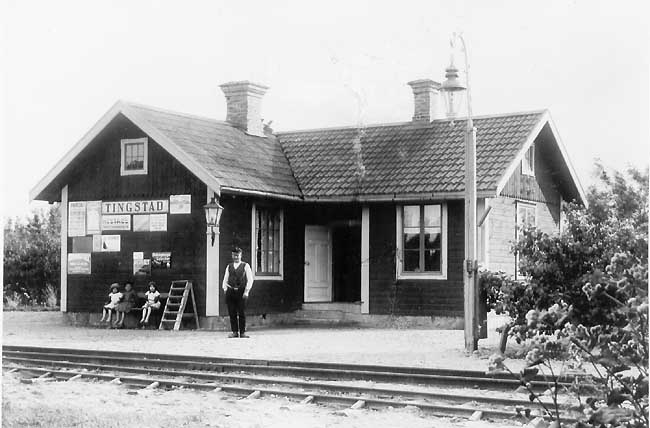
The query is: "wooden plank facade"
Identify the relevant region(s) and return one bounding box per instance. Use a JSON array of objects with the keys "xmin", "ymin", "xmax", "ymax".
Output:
[
  {"xmin": 368, "ymin": 202, "xmax": 465, "ymax": 316},
  {"xmin": 65, "ymin": 115, "xmax": 209, "ymax": 313},
  {"xmin": 59, "ymin": 114, "xmax": 570, "ymax": 318},
  {"xmin": 487, "ymin": 126, "xmax": 566, "ymax": 276},
  {"xmin": 31, "ymin": 89, "xmax": 585, "ymax": 326}
]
